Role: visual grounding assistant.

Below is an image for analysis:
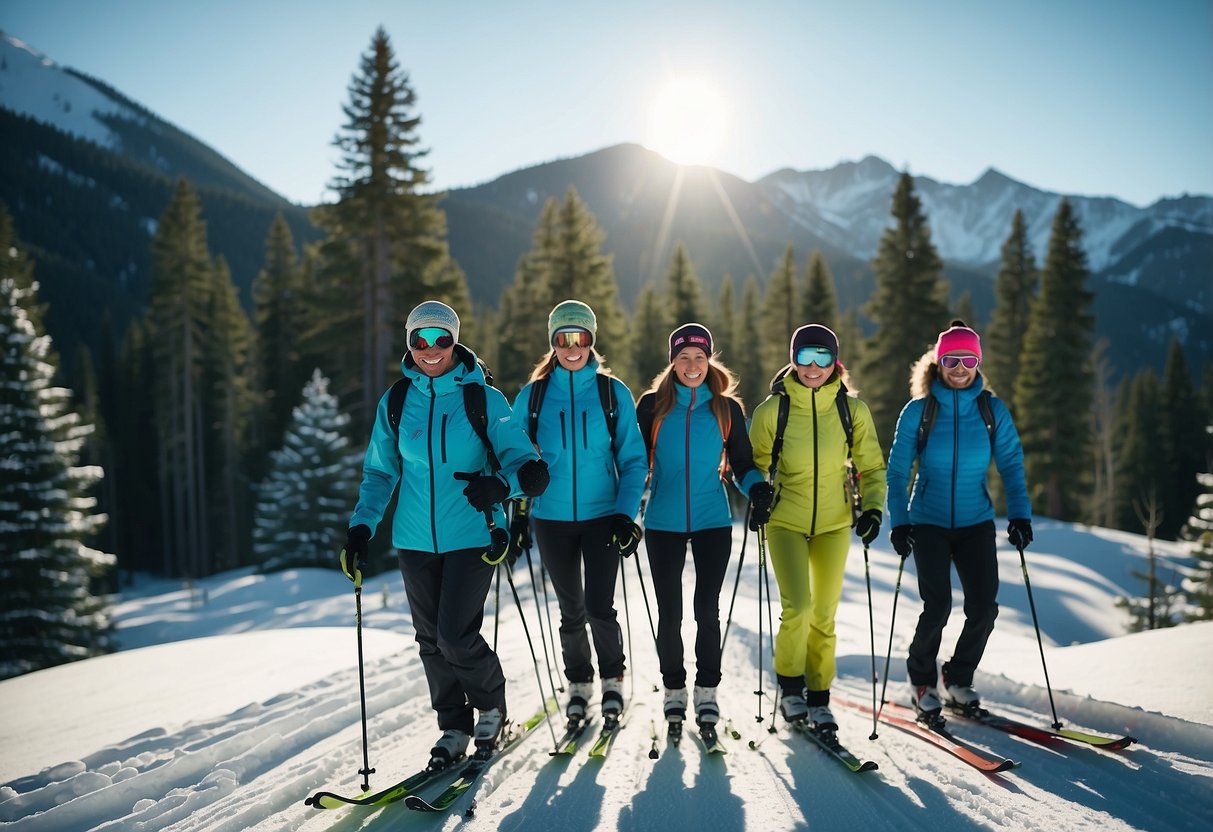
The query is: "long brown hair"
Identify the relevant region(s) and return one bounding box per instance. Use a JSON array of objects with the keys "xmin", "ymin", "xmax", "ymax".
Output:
[{"xmin": 645, "ymin": 354, "xmax": 742, "ymax": 439}]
